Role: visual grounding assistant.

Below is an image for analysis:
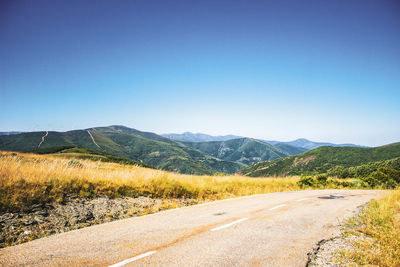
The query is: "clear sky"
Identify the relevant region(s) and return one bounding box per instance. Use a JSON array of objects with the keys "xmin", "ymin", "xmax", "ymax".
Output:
[{"xmin": 1, "ymin": 0, "xmax": 399, "ymax": 147}]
